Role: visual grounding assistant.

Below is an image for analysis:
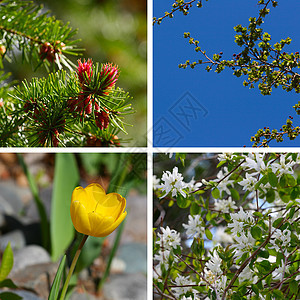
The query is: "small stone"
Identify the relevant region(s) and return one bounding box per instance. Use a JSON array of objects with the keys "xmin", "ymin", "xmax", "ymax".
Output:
[
  {"xmin": 0, "ymin": 181, "xmax": 24, "ymax": 214},
  {"xmin": 10, "ymin": 245, "xmax": 51, "ymax": 276},
  {"xmin": 102, "ymin": 273, "xmax": 146, "ymax": 300},
  {"xmin": 70, "ymin": 292, "xmax": 98, "ymax": 300},
  {"xmin": 110, "ymin": 257, "xmax": 126, "ymax": 273},
  {"xmin": 9, "ymin": 262, "xmax": 58, "ymax": 299},
  {"xmin": 0, "ymin": 194, "xmax": 14, "ymax": 215},
  {"xmin": 118, "ymin": 243, "xmax": 147, "ymax": 274},
  {"xmin": 0, "ymin": 230, "xmax": 26, "ymax": 251}
]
